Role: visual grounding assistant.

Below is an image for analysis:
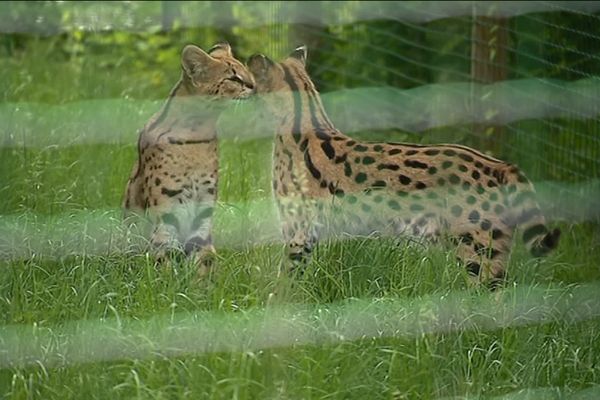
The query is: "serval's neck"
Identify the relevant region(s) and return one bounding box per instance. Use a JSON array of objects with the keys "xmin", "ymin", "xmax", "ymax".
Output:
[
  {"xmin": 143, "ymin": 79, "xmax": 220, "ymax": 145},
  {"xmin": 275, "ymin": 63, "xmax": 349, "ymax": 156}
]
